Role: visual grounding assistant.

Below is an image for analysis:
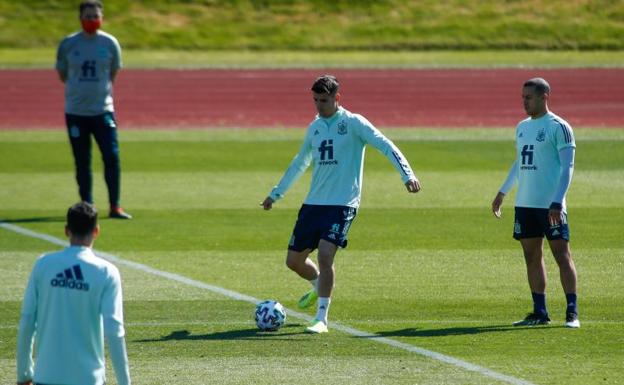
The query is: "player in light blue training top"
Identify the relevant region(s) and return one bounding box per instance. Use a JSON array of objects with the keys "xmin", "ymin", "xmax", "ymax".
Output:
[
  {"xmin": 56, "ymin": 0, "xmax": 131, "ymax": 219},
  {"xmin": 262, "ymin": 75, "xmax": 421, "ymax": 334},
  {"xmin": 492, "ymin": 77, "xmax": 580, "ymax": 328},
  {"xmin": 16, "ymin": 202, "xmax": 131, "ymax": 385}
]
